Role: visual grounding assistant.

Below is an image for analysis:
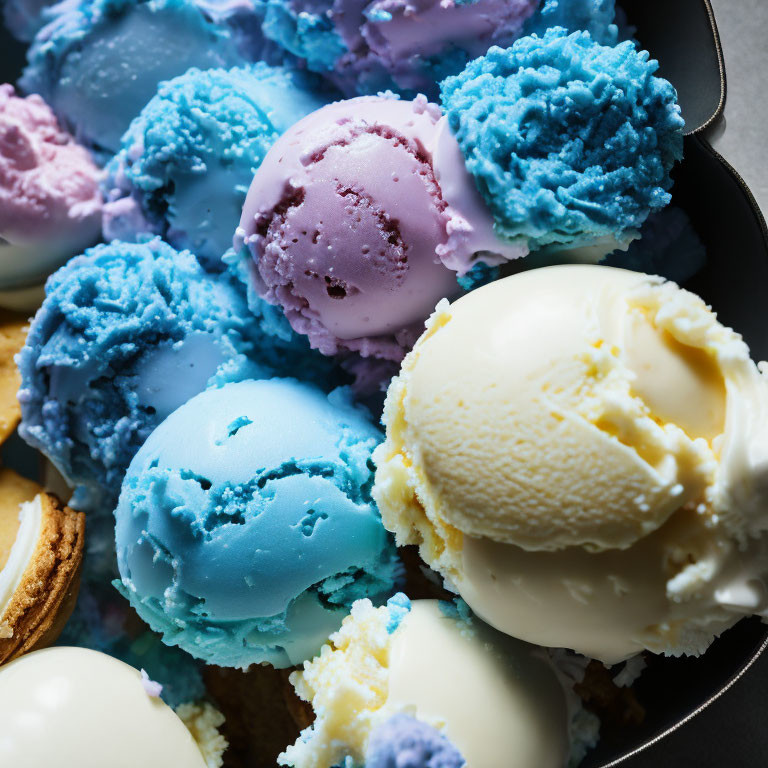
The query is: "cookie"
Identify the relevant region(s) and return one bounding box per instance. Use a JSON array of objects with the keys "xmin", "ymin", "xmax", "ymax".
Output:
[{"xmin": 0, "ymin": 469, "xmax": 85, "ymax": 664}]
